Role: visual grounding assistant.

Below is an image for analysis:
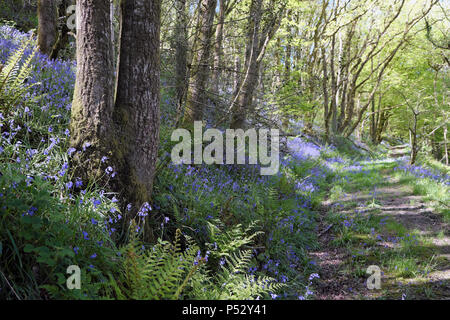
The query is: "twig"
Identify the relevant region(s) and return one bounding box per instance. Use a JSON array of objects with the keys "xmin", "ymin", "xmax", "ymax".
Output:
[{"xmin": 0, "ymin": 269, "xmax": 21, "ymax": 300}]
